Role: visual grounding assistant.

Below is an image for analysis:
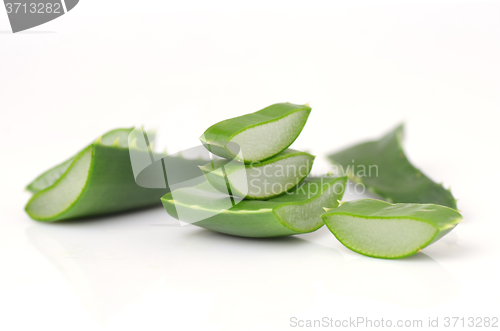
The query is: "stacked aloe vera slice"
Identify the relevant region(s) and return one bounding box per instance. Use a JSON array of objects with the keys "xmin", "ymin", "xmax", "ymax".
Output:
[
  {"xmin": 162, "ymin": 103, "xmax": 347, "ymax": 237},
  {"xmin": 163, "ymin": 108, "xmax": 463, "ymax": 256}
]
